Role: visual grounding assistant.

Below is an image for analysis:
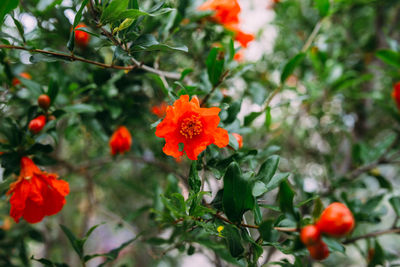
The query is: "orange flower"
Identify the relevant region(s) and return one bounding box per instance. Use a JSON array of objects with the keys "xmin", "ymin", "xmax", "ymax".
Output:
[
  {"xmin": 198, "ymin": 0, "xmax": 241, "ymax": 25},
  {"xmin": 74, "ymin": 23, "xmax": 90, "ymax": 47},
  {"xmin": 12, "ymin": 72, "xmax": 32, "ymax": 87},
  {"xmin": 109, "ymin": 126, "xmax": 132, "ymax": 155},
  {"xmin": 392, "ymin": 82, "xmax": 400, "ymax": 109},
  {"xmin": 225, "ymin": 24, "xmax": 255, "ymax": 48},
  {"xmin": 234, "ymin": 50, "xmax": 244, "ymax": 62},
  {"xmin": 232, "ymin": 133, "xmax": 243, "ymax": 149},
  {"xmin": 151, "ymin": 102, "xmax": 168, "ymax": 118},
  {"xmin": 155, "ymin": 95, "xmax": 229, "ymax": 160},
  {"xmin": 7, "ymin": 157, "xmax": 69, "ymax": 223}
]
